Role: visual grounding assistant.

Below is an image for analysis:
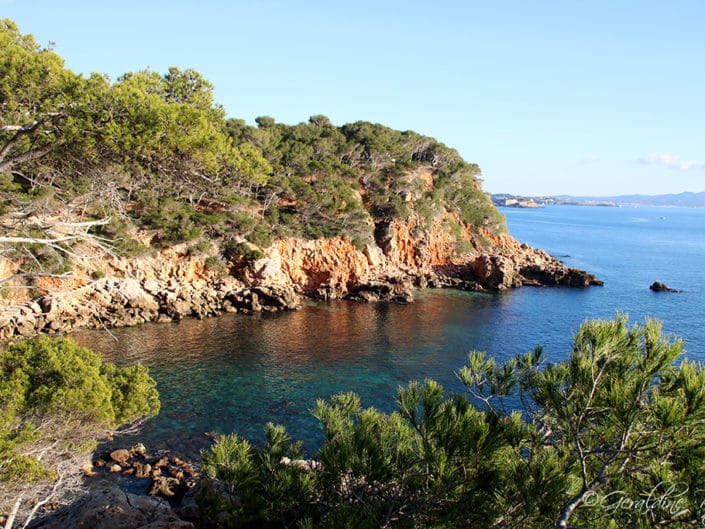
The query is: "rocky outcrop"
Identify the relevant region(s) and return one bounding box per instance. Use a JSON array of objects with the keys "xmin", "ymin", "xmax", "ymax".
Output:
[
  {"xmin": 0, "ymin": 215, "xmax": 601, "ymax": 341},
  {"xmin": 90, "ymin": 444, "xmax": 199, "ymax": 499},
  {"xmin": 27, "ymin": 487, "xmax": 193, "ymax": 529},
  {"xmin": 0, "ymin": 246, "xmax": 302, "ymax": 341},
  {"xmin": 477, "ymin": 231, "xmax": 603, "ymax": 288},
  {"xmin": 649, "ymin": 281, "xmax": 680, "ymax": 292}
]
